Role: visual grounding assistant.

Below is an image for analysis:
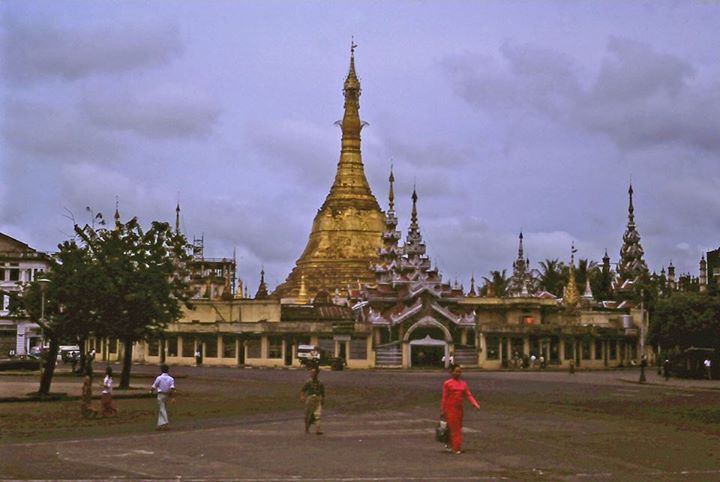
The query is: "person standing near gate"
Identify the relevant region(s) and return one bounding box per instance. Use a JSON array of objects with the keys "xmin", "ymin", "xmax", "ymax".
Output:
[
  {"xmin": 150, "ymin": 364, "xmax": 175, "ymax": 430},
  {"xmin": 300, "ymin": 366, "xmax": 325, "ymax": 435},
  {"xmin": 441, "ymin": 364, "xmax": 480, "ymax": 454}
]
